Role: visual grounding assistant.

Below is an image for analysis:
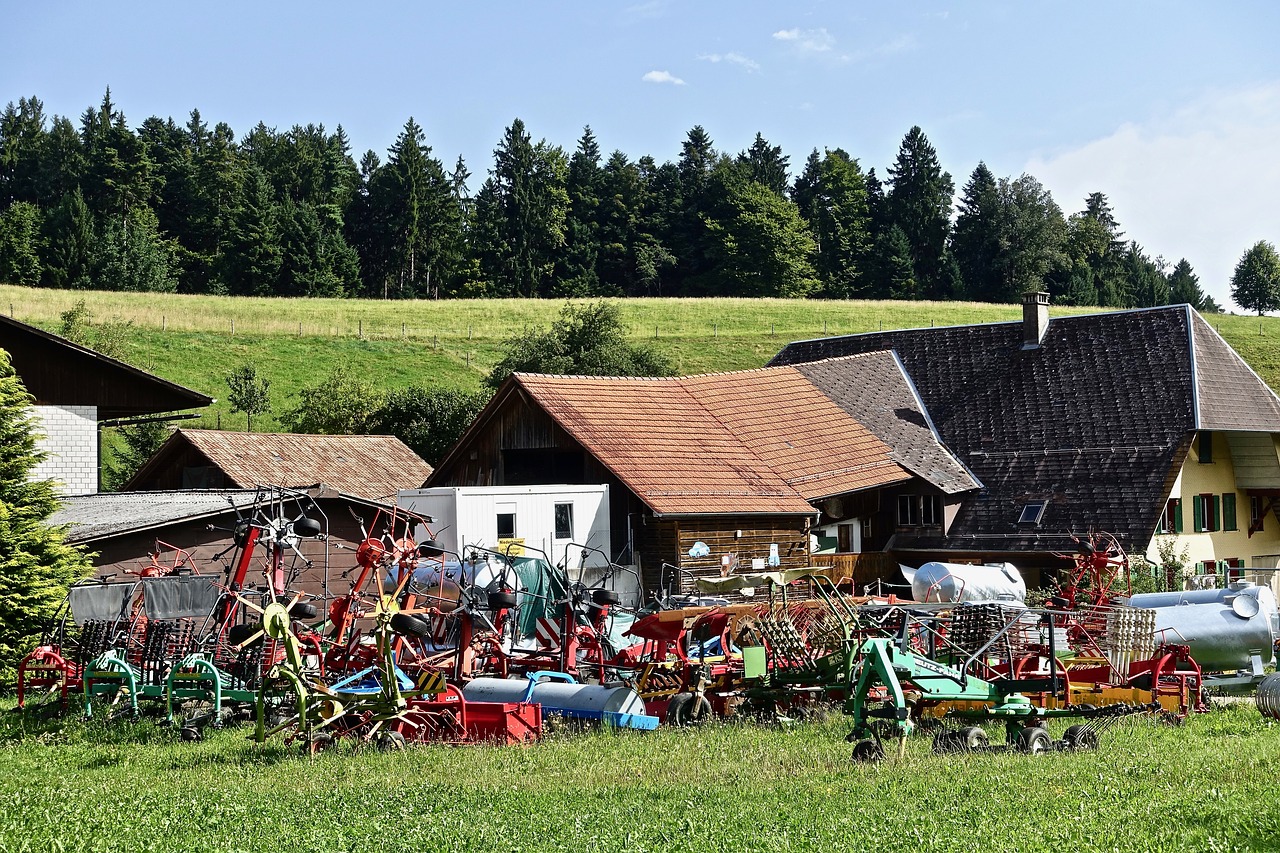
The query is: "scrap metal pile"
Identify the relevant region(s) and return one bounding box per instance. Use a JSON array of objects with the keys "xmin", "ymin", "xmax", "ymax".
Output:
[{"xmin": 16, "ymin": 504, "xmax": 1280, "ymax": 762}]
